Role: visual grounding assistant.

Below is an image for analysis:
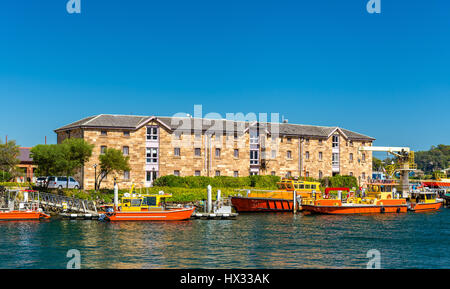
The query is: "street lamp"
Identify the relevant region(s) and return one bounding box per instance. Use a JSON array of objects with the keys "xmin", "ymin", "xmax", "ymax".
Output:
[{"xmin": 93, "ymin": 164, "xmax": 97, "ymax": 190}]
